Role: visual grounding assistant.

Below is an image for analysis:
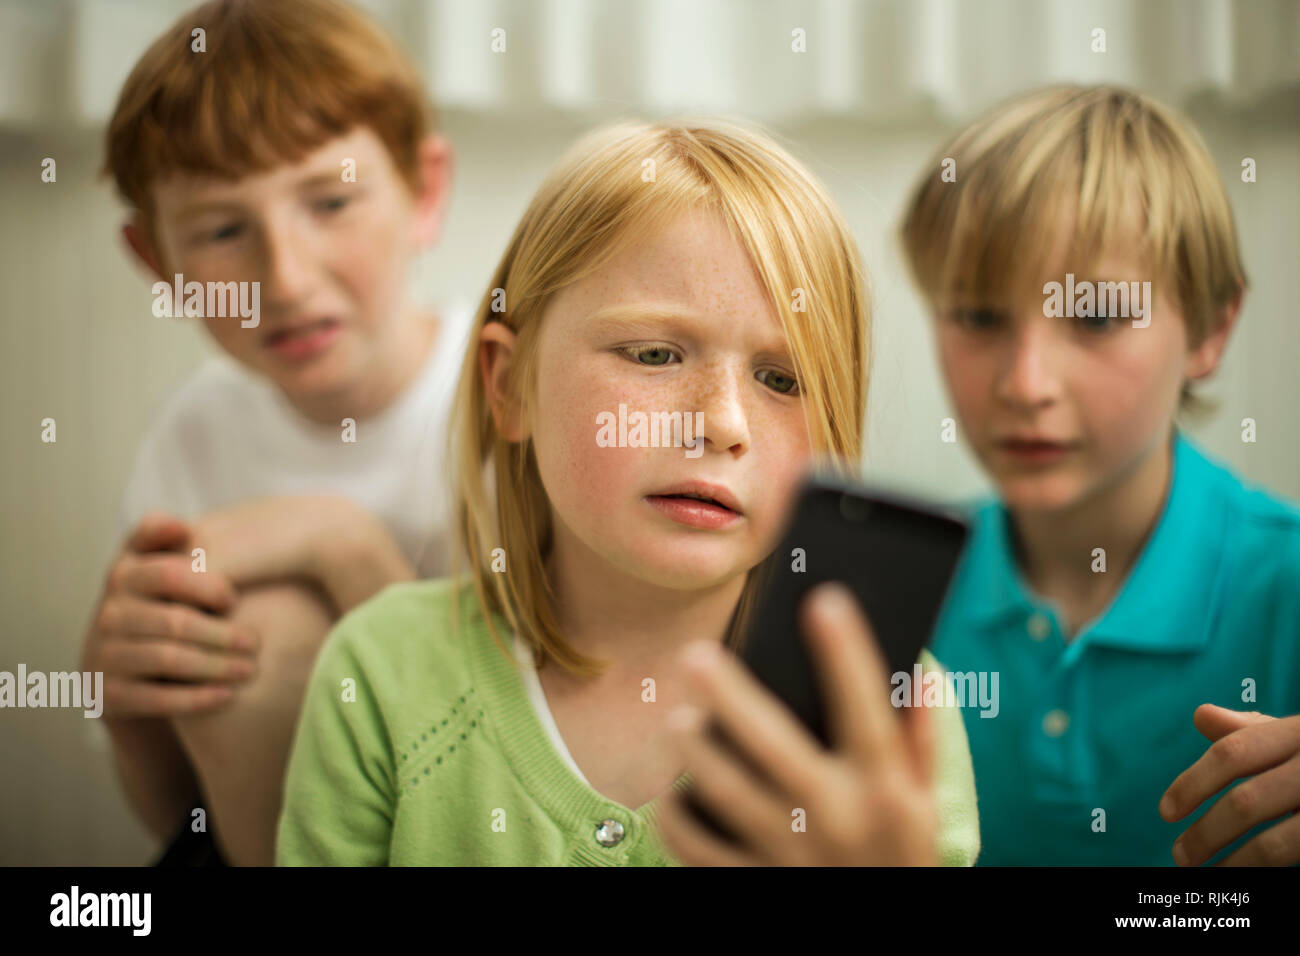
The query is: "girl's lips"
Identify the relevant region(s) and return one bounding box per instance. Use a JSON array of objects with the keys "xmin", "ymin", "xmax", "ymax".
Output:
[
  {"xmin": 265, "ymin": 319, "xmax": 342, "ymax": 360},
  {"xmin": 645, "ymin": 494, "xmax": 744, "ymax": 530}
]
